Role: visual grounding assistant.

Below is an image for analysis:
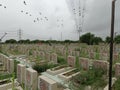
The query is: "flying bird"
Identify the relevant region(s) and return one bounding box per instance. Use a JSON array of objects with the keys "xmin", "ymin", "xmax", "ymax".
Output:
[
  {"xmin": 0, "ymin": 4, "xmax": 2, "ymax": 6},
  {"xmin": 39, "ymin": 12, "xmax": 42, "ymax": 15},
  {"xmin": 23, "ymin": 1, "xmax": 27, "ymax": 5},
  {"xmin": 26, "ymin": 12, "xmax": 28, "ymax": 14},
  {"xmin": 37, "ymin": 18, "xmax": 39, "ymax": 21},
  {"xmin": 34, "ymin": 20, "xmax": 36, "ymax": 22},
  {"xmin": 4, "ymin": 6, "xmax": 6, "ymax": 8},
  {"xmin": 21, "ymin": 10, "xmax": 23, "ymax": 12}
]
